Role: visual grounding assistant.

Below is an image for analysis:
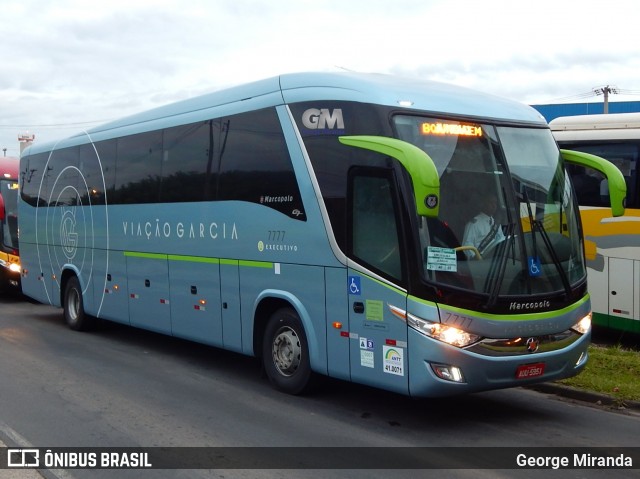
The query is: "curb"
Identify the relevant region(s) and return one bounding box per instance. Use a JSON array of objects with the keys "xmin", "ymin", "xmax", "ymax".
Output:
[{"xmin": 527, "ymin": 382, "xmax": 640, "ymax": 412}]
